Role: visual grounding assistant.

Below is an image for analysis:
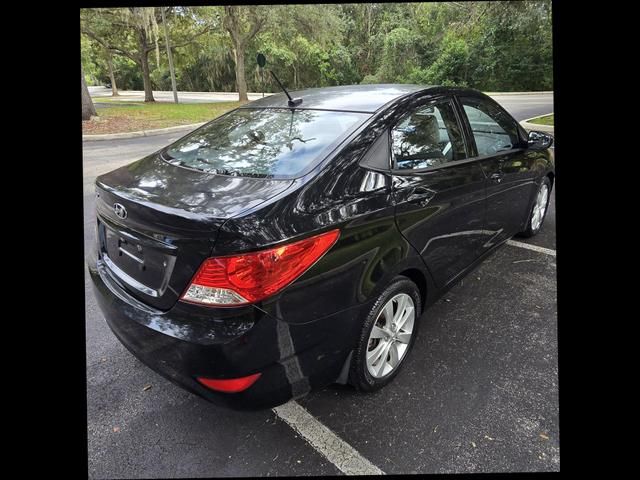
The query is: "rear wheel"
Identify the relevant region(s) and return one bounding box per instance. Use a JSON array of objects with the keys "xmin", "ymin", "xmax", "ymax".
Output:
[
  {"xmin": 519, "ymin": 176, "xmax": 551, "ymax": 238},
  {"xmin": 349, "ymin": 276, "xmax": 421, "ymax": 392}
]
